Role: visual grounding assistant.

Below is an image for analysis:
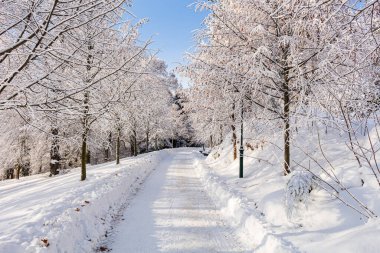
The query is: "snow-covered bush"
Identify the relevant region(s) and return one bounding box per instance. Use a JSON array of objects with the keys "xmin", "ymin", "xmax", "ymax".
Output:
[{"xmin": 285, "ymin": 170, "xmax": 317, "ymax": 218}]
